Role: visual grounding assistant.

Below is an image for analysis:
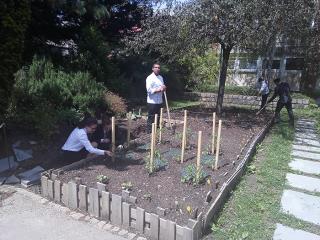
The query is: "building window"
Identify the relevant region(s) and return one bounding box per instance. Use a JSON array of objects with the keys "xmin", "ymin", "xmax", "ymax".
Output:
[
  {"xmin": 239, "ymin": 58, "xmax": 257, "ymax": 69},
  {"xmin": 272, "ymin": 60, "xmax": 280, "ymax": 69},
  {"xmin": 285, "ymin": 58, "xmax": 304, "ymax": 70}
]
